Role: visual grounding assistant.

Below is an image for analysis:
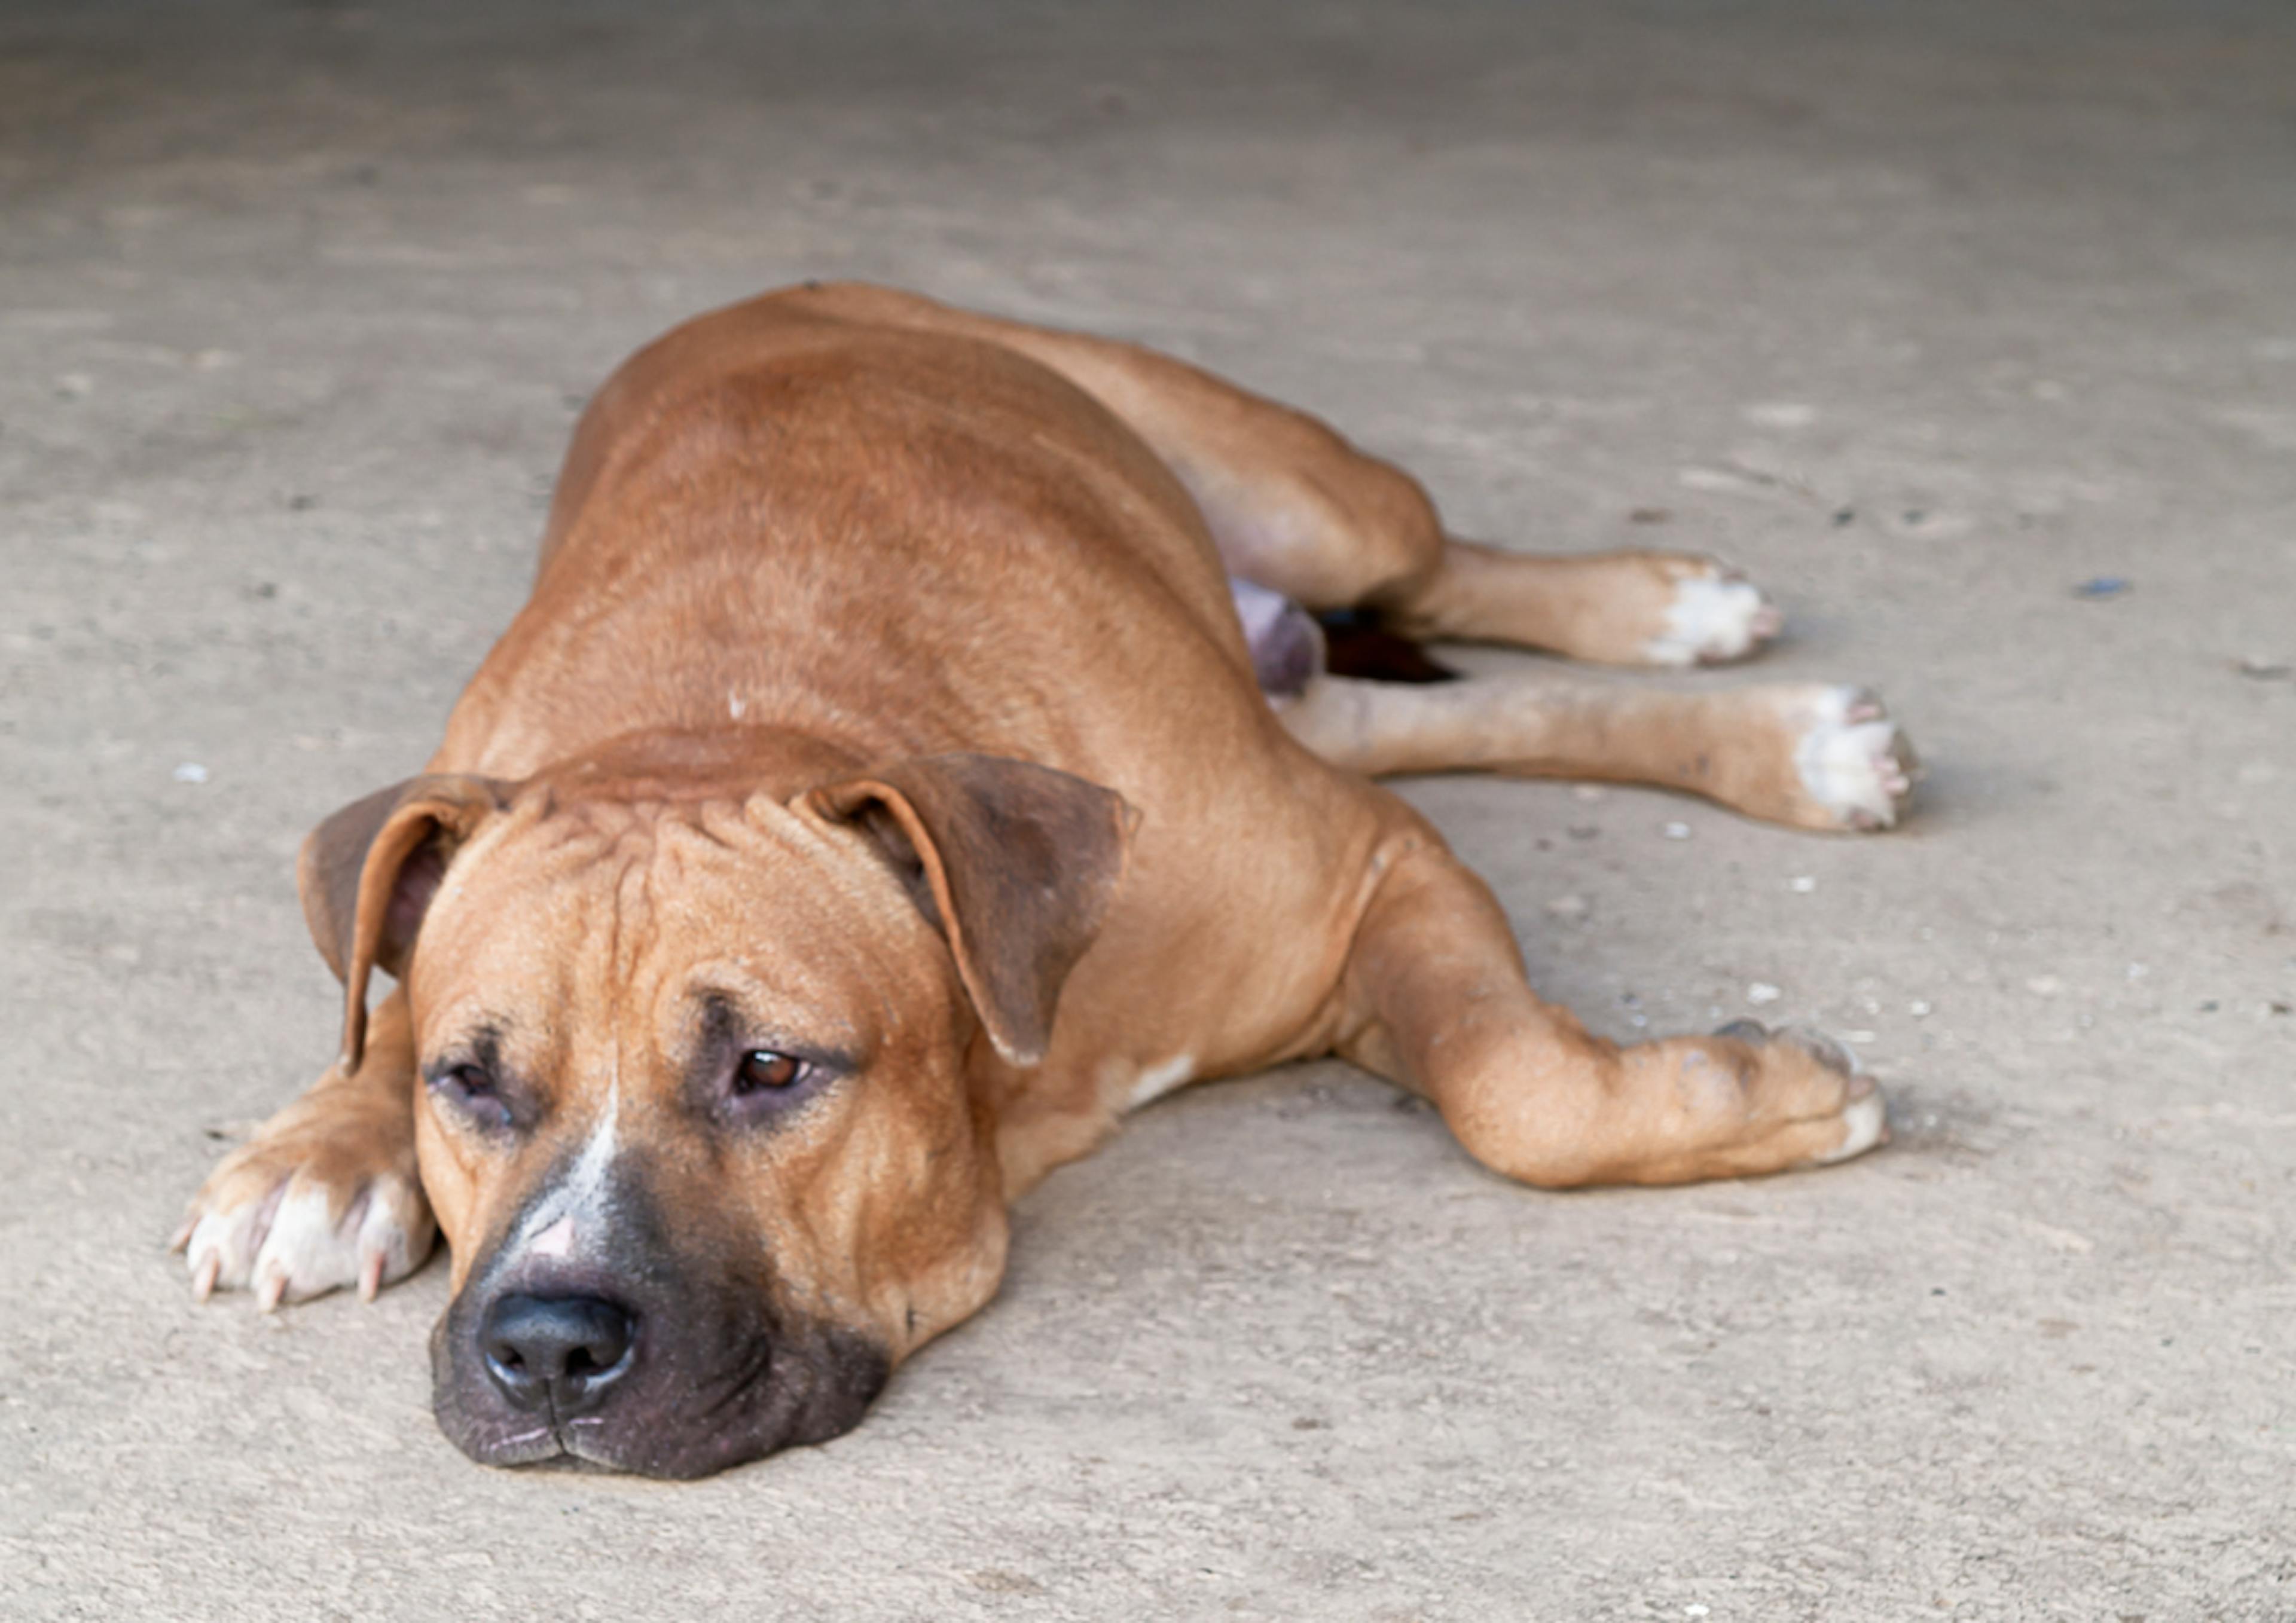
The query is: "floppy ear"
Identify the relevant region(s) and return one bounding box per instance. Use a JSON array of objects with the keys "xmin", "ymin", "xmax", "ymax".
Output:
[
  {"xmin": 298, "ymin": 774, "xmax": 515, "ymax": 1071},
  {"xmin": 802, "ymin": 753, "xmax": 1139, "ymax": 1068}
]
